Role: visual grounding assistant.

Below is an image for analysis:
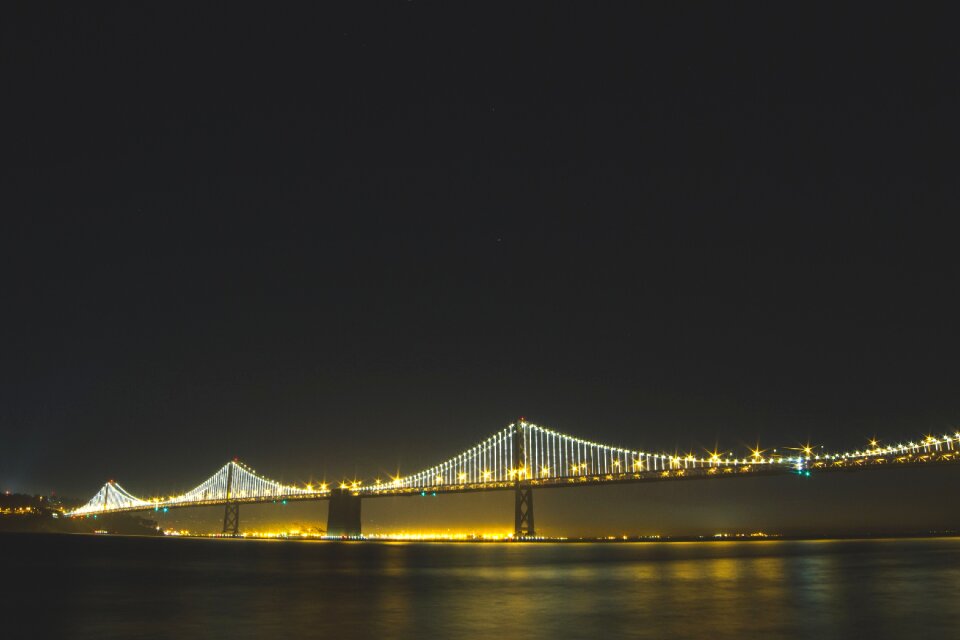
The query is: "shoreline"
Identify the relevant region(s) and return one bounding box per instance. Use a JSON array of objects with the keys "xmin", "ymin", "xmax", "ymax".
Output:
[{"xmin": 3, "ymin": 530, "xmax": 959, "ymax": 544}]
